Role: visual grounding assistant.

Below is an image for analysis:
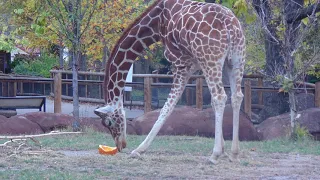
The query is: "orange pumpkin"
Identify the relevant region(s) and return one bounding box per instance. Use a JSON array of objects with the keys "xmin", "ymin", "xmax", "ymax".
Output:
[{"xmin": 98, "ymin": 145, "xmax": 118, "ymax": 155}]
